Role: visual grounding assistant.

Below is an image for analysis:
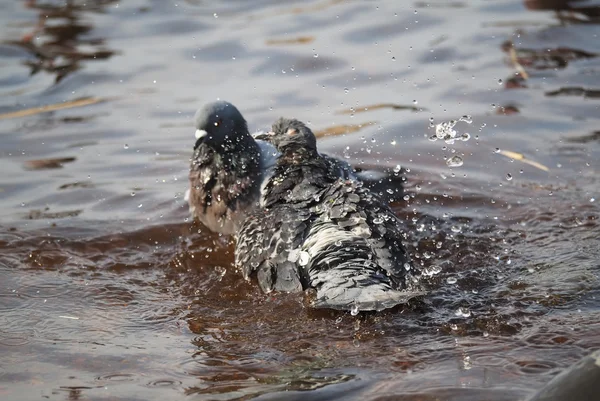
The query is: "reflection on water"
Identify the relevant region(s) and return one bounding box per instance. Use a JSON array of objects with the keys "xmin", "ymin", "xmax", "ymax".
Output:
[
  {"xmin": 525, "ymin": 0, "xmax": 600, "ymax": 22},
  {"xmin": 0, "ymin": 0, "xmax": 599, "ymax": 400},
  {"xmin": 16, "ymin": 0, "xmax": 116, "ymax": 83}
]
